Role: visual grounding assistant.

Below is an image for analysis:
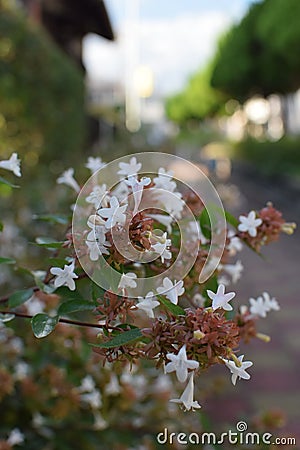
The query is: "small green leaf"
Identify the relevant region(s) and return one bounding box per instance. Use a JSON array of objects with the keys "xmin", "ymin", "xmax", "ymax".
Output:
[
  {"xmin": 0, "ymin": 175, "xmax": 19, "ymax": 188},
  {"xmin": 157, "ymin": 295, "xmax": 186, "ymax": 316},
  {"xmin": 0, "ymin": 257, "xmax": 16, "ymax": 265},
  {"xmin": 8, "ymin": 288, "xmax": 34, "ymax": 308},
  {"xmin": 91, "ymin": 327, "xmax": 143, "ymax": 348},
  {"xmin": 199, "ymin": 208, "xmax": 212, "ymax": 240},
  {"xmin": 35, "ymin": 237, "xmax": 63, "ymax": 248},
  {"xmin": 58, "ymin": 300, "xmax": 96, "ymax": 316},
  {"xmin": 224, "ymin": 210, "xmax": 239, "ymax": 228},
  {"xmin": 0, "ymin": 221, "xmax": 3, "ymax": 232},
  {"xmin": 0, "ymin": 313, "xmax": 15, "ymax": 323},
  {"xmin": 33, "ymin": 214, "xmax": 69, "ymax": 225},
  {"xmin": 31, "ymin": 313, "xmax": 59, "ymax": 338},
  {"xmin": 91, "ymin": 282, "xmax": 106, "ymax": 302}
]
